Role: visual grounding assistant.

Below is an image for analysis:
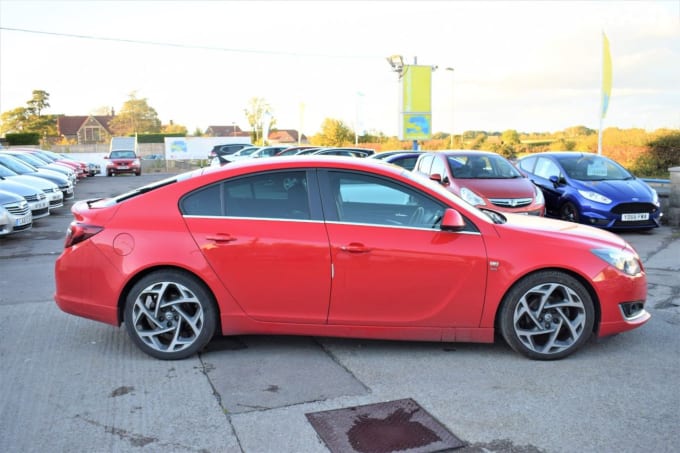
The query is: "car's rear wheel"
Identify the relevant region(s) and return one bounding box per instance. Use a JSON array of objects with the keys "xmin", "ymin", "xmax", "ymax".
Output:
[
  {"xmin": 124, "ymin": 270, "xmax": 217, "ymax": 360},
  {"xmin": 499, "ymin": 271, "xmax": 594, "ymax": 360},
  {"xmin": 560, "ymin": 202, "xmax": 580, "ymax": 223}
]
